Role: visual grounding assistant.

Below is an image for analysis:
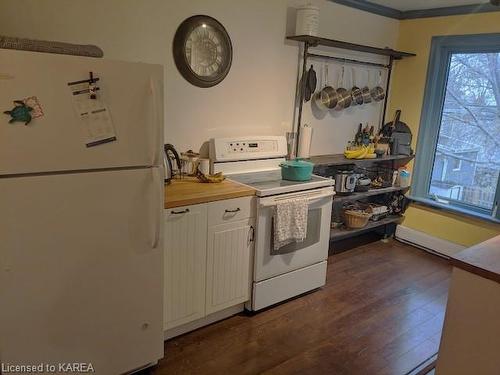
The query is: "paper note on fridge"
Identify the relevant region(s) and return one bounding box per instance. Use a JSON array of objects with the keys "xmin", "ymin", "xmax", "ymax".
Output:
[{"xmin": 68, "ymin": 79, "xmax": 117, "ymax": 148}]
